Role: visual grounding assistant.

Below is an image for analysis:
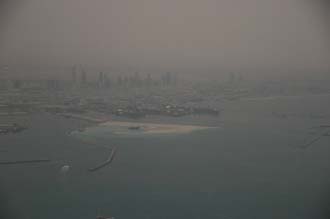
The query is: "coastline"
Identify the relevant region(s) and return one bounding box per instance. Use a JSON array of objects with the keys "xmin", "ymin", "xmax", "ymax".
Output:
[
  {"xmin": 58, "ymin": 113, "xmax": 218, "ymax": 135},
  {"xmin": 99, "ymin": 121, "xmax": 216, "ymax": 135}
]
